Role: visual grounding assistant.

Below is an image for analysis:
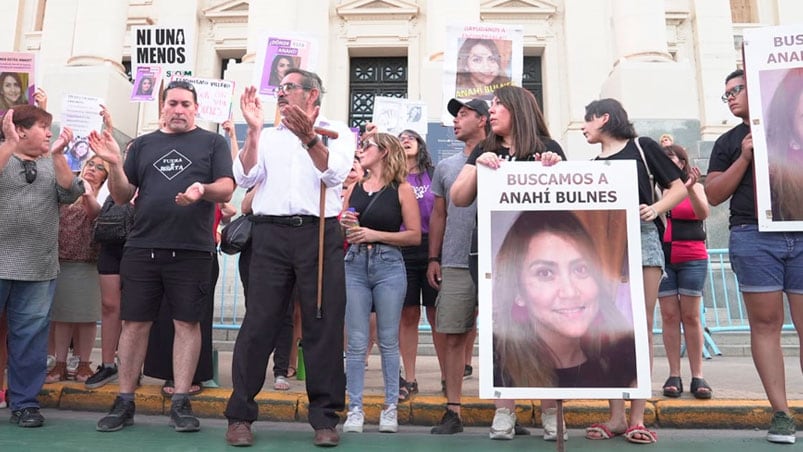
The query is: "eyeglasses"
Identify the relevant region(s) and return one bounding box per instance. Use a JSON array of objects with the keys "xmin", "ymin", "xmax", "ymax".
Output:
[
  {"xmin": 166, "ymin": 80, "xmax": 196, "ymax": 93},
  {"xmin": 721, "ymin": 84, "xmax": 745, "ymax": 103},
  {"xmin": 20, "ymin": 159, "xmax": 37, "ymax": 184},
  {"xmin": 85, "ymin": 160, "xmax": 107, "ymax": 173},
  {"xmin": 360, "ymin": 140, "xmax": 378, "ymax": 151},
  {"xmin": 272, "ymin": 82, "xmax": 310, "ymax": 97}
]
